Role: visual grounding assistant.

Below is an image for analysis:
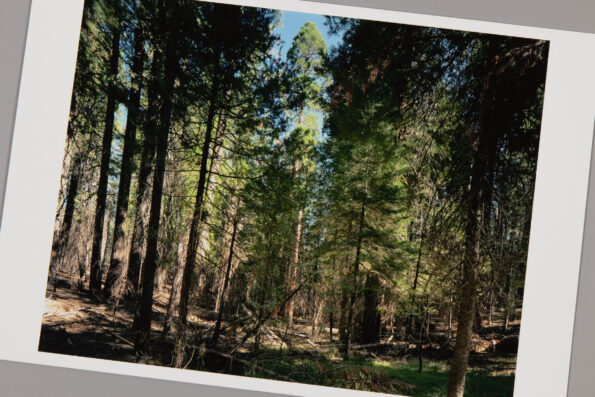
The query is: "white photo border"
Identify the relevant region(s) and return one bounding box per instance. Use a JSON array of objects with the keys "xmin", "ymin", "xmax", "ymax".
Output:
[{"xmin": 1, "ymin": 0, "xmax": 594, "ymax": 396}]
